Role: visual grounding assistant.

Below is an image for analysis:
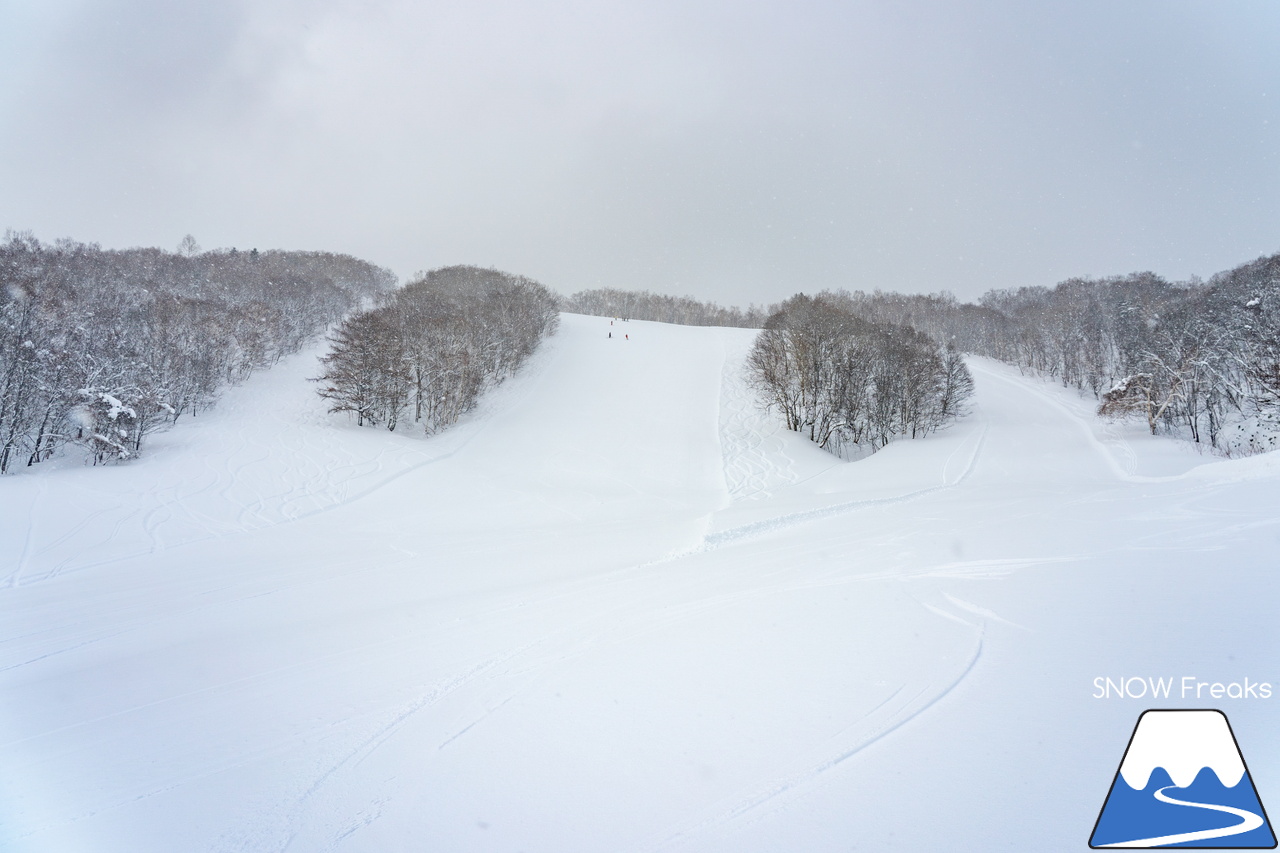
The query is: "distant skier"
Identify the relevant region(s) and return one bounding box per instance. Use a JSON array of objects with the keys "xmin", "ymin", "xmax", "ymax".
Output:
[{"xmin": 608, "ymin": 331, "xmax": 612, "ymax": 338}]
